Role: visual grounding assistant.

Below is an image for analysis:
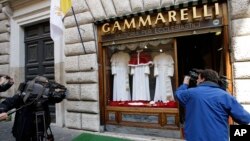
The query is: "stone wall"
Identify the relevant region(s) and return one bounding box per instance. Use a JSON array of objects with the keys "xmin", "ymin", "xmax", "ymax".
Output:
[
  {"xmin": 230, "ymin": 0, "xmax": 250, "ymax": 111},
  {"xmin": 63, "ymin": 0, "xmax": 100, "ymax": 131},
  {"xmin": 0, "ymin": 3, "xmax": 11, "ymax": 98}
]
